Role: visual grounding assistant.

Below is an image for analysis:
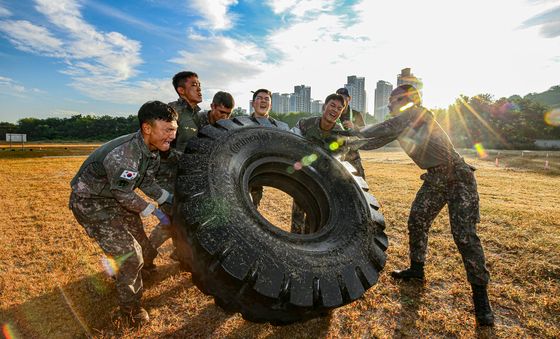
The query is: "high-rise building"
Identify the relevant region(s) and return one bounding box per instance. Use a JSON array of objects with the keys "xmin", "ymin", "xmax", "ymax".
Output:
[
  {"xmin": 311, "ymin": 100, "xmax": 323, "ymax": 114},
  {"xmin": 344, "ymin": 75, "xmax": 367, "ymax": 114},
  {"xmin": 280, "ymin": 93, "xmax": 291, "ymax": 114},
  {"xmin": 293, "ymin": 85, "xmax": 311, "ymax": 113},
  {"xmin": 271, "ymin": 93, "xmax": 281, "ymax": 113},
  {"xmin": 397, "ymin": 68, "xmax": 423, "ymax": 93},
  {"xmin": 374, "ymin": 80, "xmax": 393, "ymax": 122}
]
